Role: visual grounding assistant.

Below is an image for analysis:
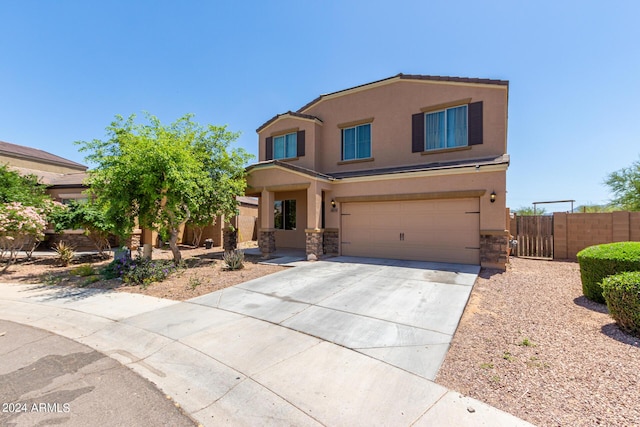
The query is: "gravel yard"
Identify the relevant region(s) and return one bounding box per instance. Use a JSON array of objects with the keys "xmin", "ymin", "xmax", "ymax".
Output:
[
  {"xmin": 0, "ymin": 244, "xmax": 286, "ymax": 301},
  {"xmin": 436, "ymin": 257, "xmax": 640, "ymax": 427}
]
